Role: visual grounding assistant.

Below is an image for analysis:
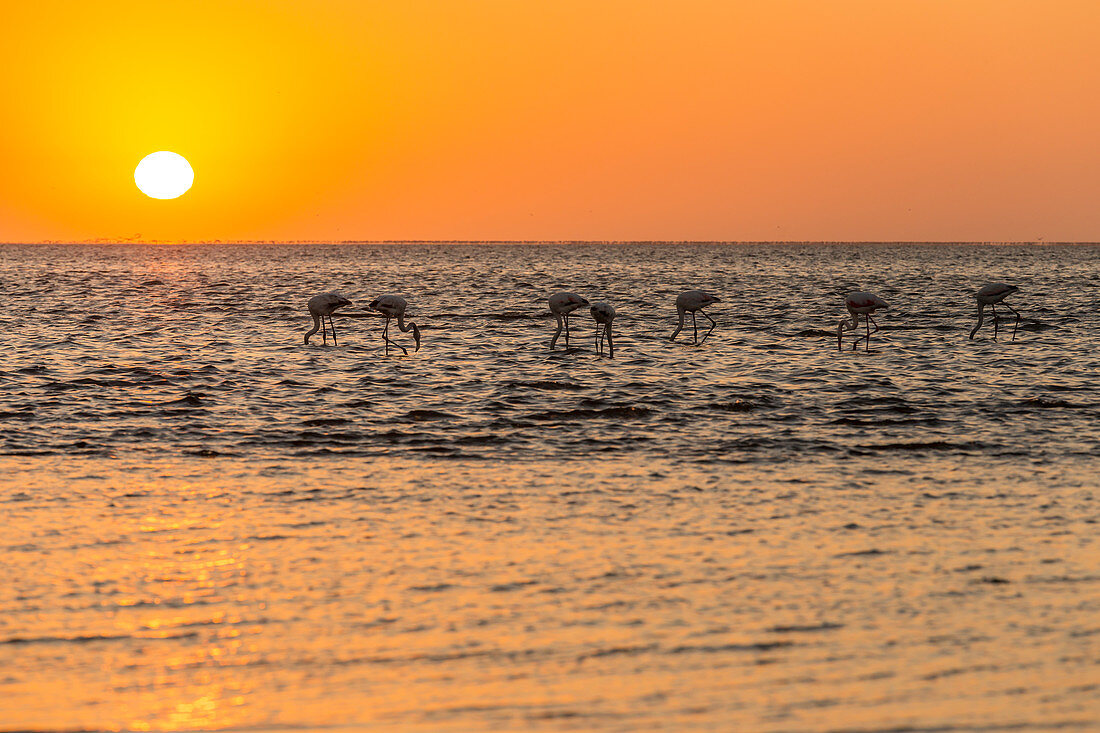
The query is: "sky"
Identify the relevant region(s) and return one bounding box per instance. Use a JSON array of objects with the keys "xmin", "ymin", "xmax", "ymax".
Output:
[{"xmin": 1, "ymin": 0, "xmax": 1098, "ymax": 242}]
